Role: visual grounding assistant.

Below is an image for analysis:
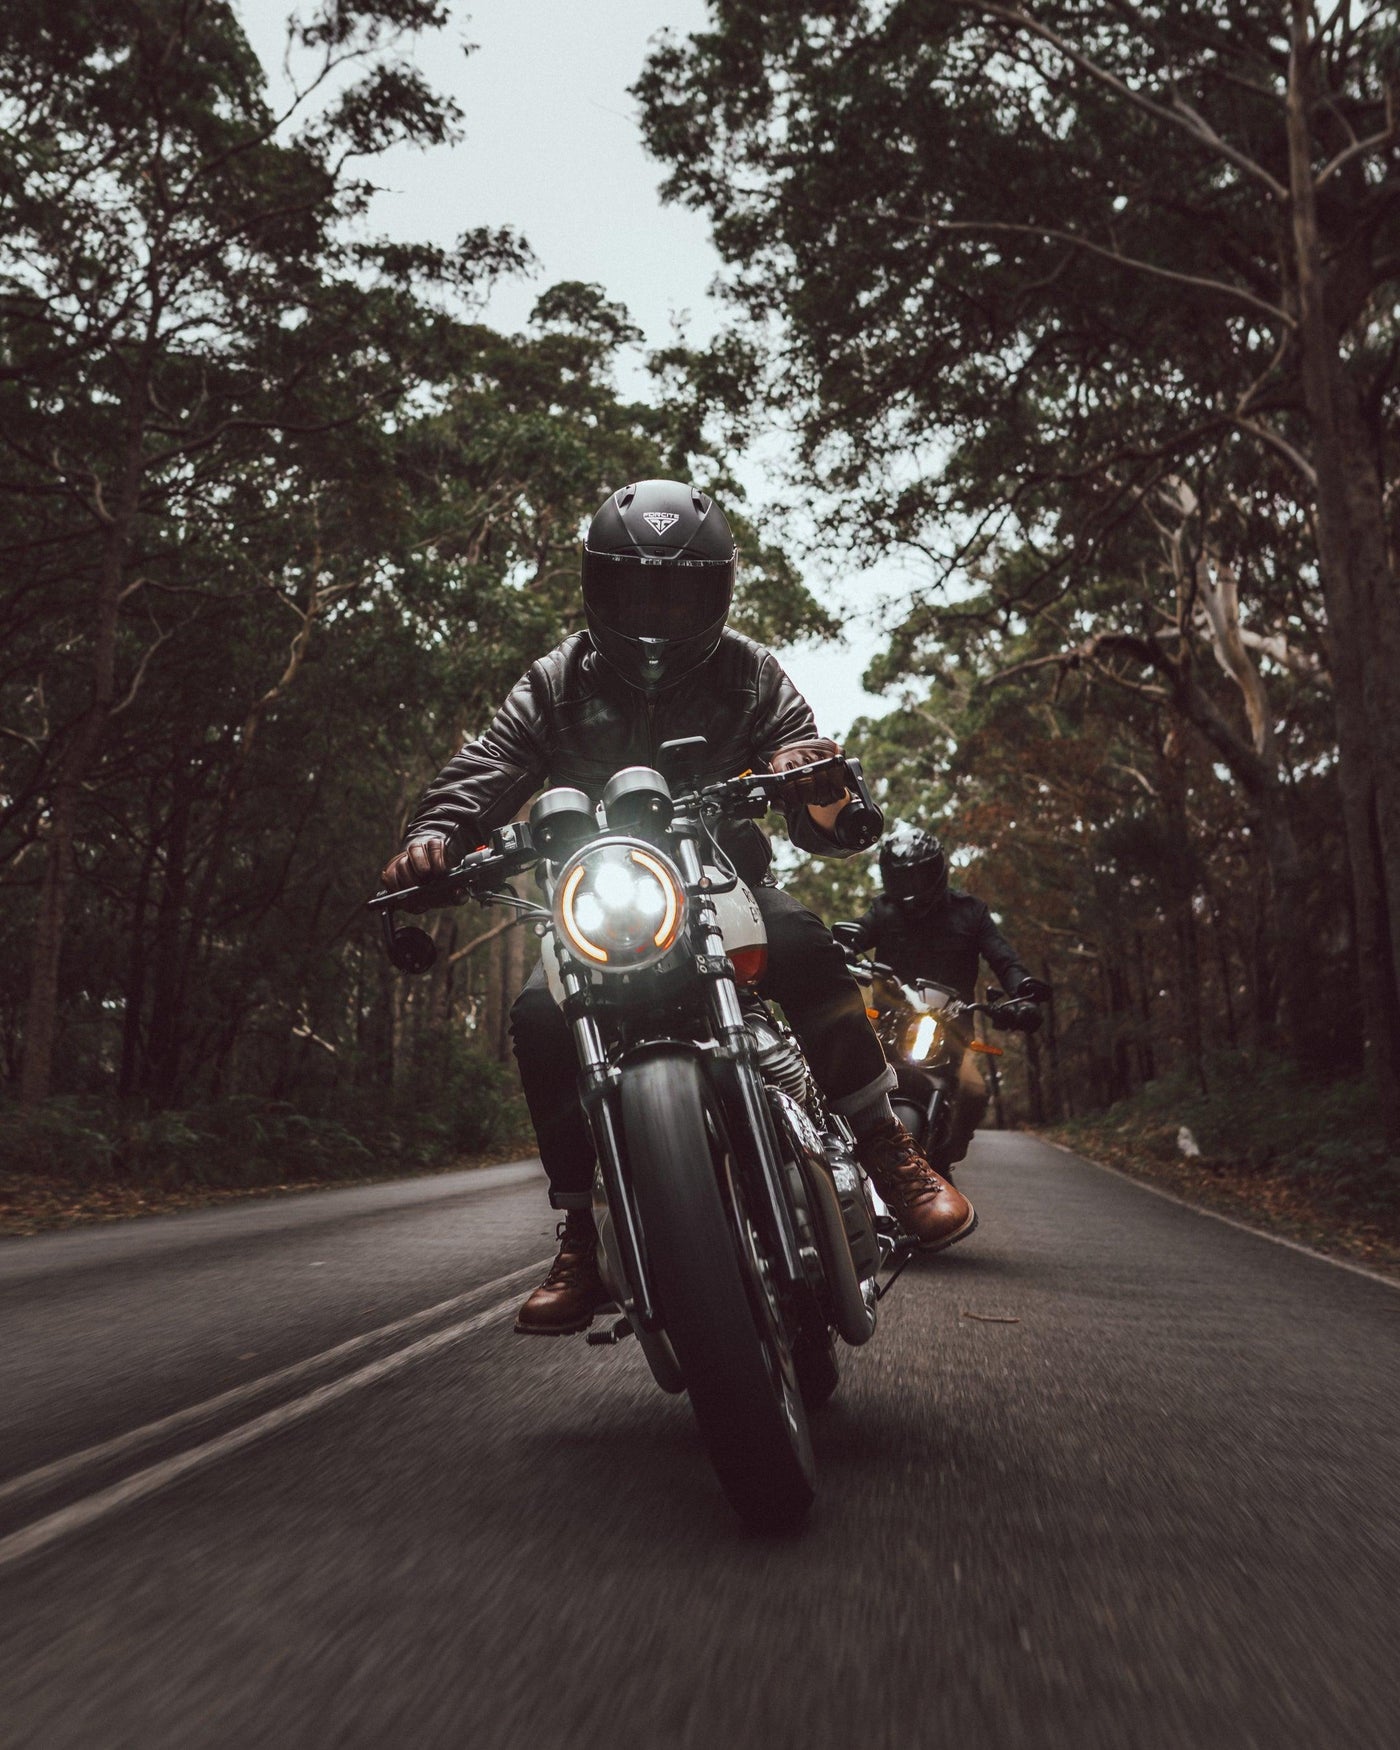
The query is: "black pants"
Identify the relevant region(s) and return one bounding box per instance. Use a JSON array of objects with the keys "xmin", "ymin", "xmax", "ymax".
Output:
[{"xmin": 510, "ymin": 884, "xmax": 892, "ymax": 1207}]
